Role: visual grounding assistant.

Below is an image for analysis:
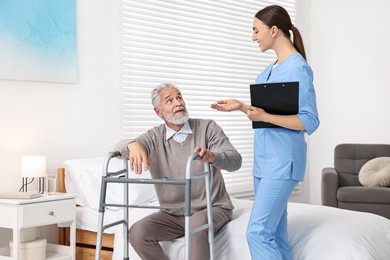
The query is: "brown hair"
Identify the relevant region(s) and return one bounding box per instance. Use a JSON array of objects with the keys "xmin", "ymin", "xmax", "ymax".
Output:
[{"xmin": 255, "ymin": 5, "xmax": 306, "ymax": 60}]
